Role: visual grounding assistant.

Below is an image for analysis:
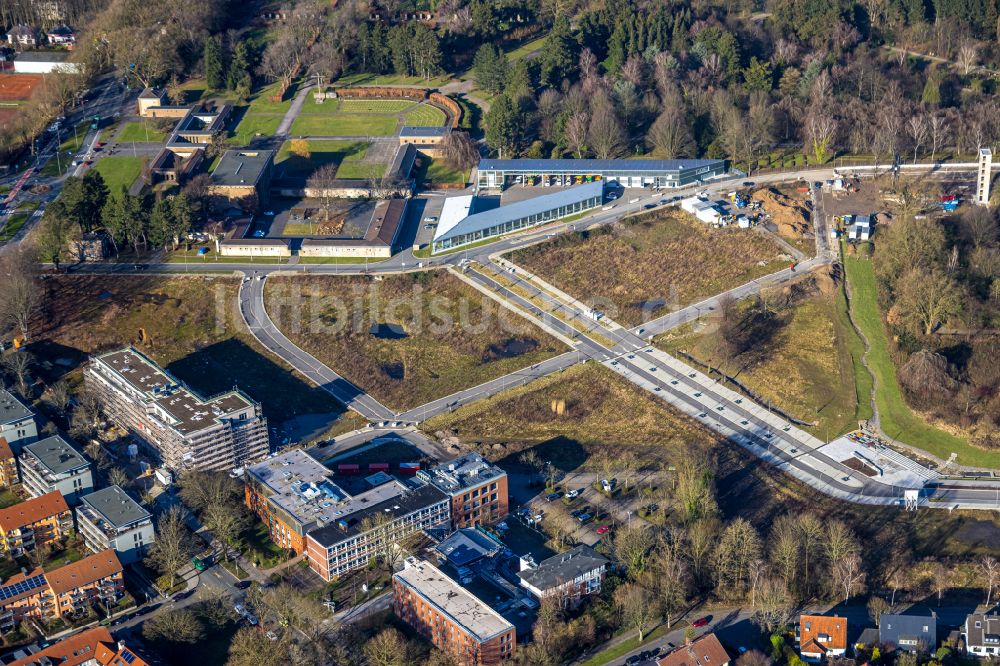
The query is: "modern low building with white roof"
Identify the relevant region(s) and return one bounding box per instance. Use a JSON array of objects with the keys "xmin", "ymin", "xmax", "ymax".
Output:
[
  {"xmin": 19, "ymin": 436, "xmax": 93, "ymax": 505},
  {"xmin": 476, "ymin": 157, "xmax": 727, "ymax": 190},
  {"xmin": 432, "ymin": 181, "xmax": 604, "ymax": 252}
]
